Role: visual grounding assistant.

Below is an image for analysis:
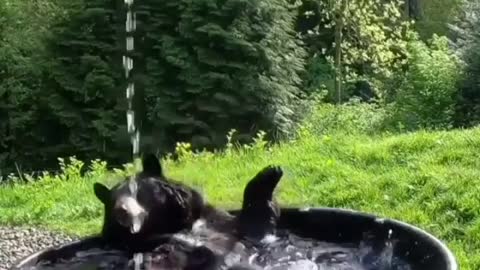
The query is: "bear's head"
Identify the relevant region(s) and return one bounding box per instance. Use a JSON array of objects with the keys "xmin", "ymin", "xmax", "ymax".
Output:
[{"xmin": 93, "ymin": 154, "xmax": 166, "ymax": 235}]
